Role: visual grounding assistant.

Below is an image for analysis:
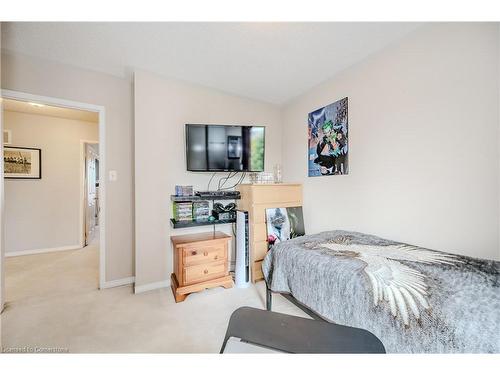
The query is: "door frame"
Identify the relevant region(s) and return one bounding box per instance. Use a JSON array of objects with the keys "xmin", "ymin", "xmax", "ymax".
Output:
[
  {"xmin": 80, "ymin": 140, "xmax": 99, "ymax": 248},
  {"xmin": 1, "ymin": 89, "xmax": 107, "ymax": 290}
]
